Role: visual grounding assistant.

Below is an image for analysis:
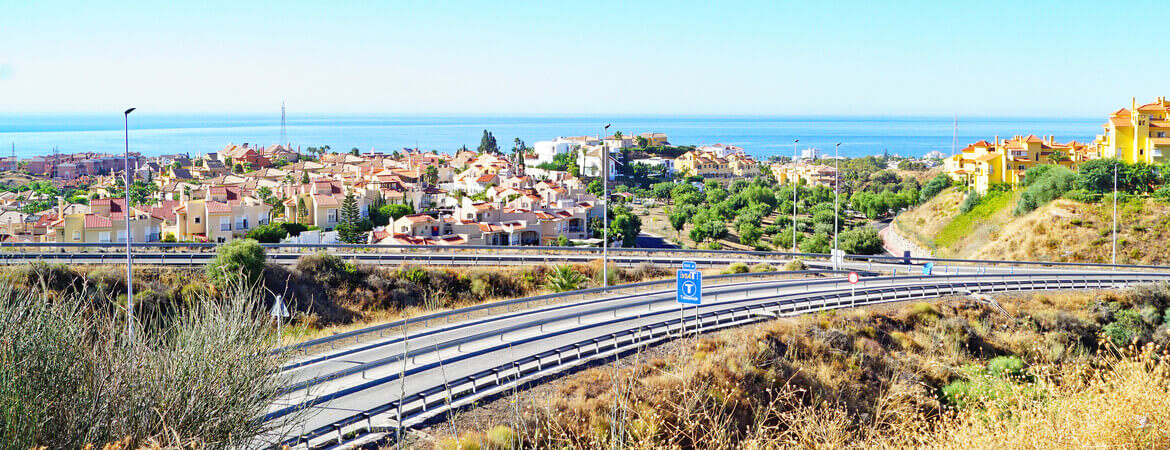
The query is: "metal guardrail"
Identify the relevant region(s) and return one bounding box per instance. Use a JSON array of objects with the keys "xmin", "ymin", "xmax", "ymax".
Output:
[
  {"xmin": 6, "ymin": 241, "xmax": 1170, "ymax": 272},
  {"xmin": 280, "ymin": 269, "xmax": 860, "ymax": 358},
  {"xmin": 275, "ymin": 271, "xmax": 1170, "ymax": 448}
]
